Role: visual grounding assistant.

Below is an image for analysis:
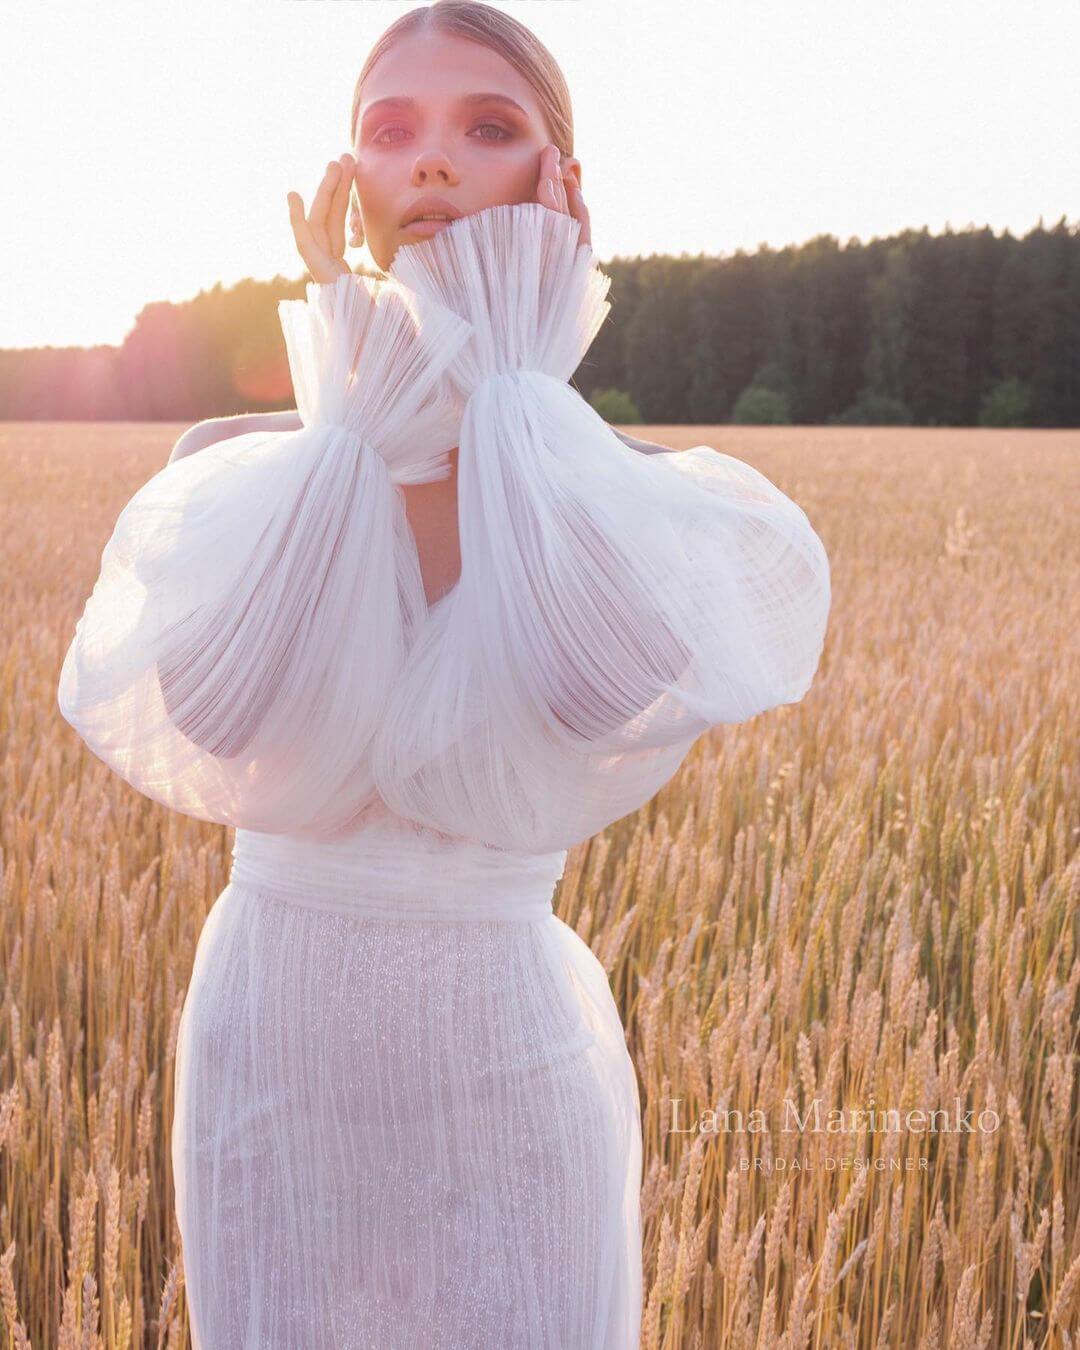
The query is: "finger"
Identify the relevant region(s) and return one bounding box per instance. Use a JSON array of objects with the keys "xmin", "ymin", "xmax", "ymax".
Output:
[
  {"xmin": 287, "ymin": 191, "xmax": 312, "ymax": 250},
  {"xmin": 550, "ymin": 146, "xmax": 569, "ymax": 213},
  {"xmin": 309, "ymin": 161, "xmax": 341, "ymax": 254},
  {"xmin": 565, "ymin": 178, "xmax": 591, "ymax": 248},
  {"xmin": 550, "ymin": 151, "xmax": 569, "ymax": 214},
  {"xmin": 284, "ymin": 193, "xmax": 330, "ymax": 279},
  {"xmin": 536, "ymin": 143, "xmax": 564, "ymax": 213},
  {"xmin": 326, "ymin": 154, "xmax": 353, "ymax": 261},
  {"xmin": 310, "ymin": 160, "xmax": 341, "ymax": 221},
  {"xmin": 287, "ymin": 192, "xmax": 320, "ymax": 273}
]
